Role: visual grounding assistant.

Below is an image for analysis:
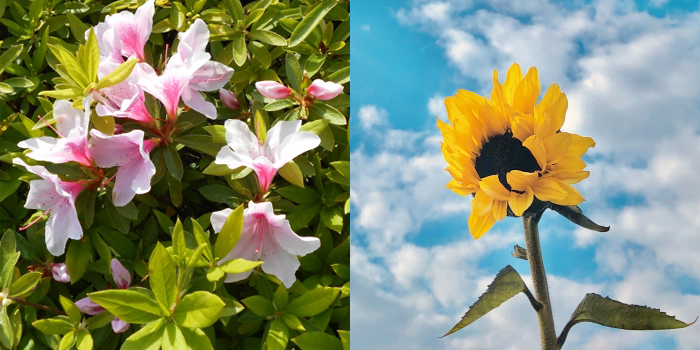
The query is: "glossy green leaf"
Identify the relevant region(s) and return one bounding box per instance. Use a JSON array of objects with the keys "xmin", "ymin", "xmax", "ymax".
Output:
[
  {"xmin": 266, "ymin": 318, "xmax": 289, "ymax": 350},
  {"xmin": 232, "ymin": 32, "xmax": 247, "ymax": 66},
  {"xmin": 172, "ymin": 291, "xmax": 225, "ymax": 328},
  {"xmin": 32, "ymin": 318, "xmax": 74, "ymax": 335},
  {"xmin": 214, "ymin": 205, "xmax": 244, "ymax": 261},
  {"xmin": 286, "ymin": 287, "xmax": 339, "ymax": 318},
  {"xmin": 66, "ymin": 238, "xmax": 92, "ymax": 283},
  {"xmin": 0, "ymin": 45, "xmax": 22, "ymax": 76},
  {"xmin": 292, "ymin": 332, "xmax": 343, "ymax": 350},
  {"xmin": 242, "ymin": 295, "xmax": 275, "ymax": 317},
  {"xmin": 8, "ymin": 272, "xmax": 41, "ymax": 298},
  {"xmin": 148, "ymin": 243, "xmax": 178, "ymax": 313},
  {"xmin": 0, "ymin": 307, "xmax": 13, "ymax": 348},
  {"xmin": 289, "ymin": 0, "xmax": 337, "ymax": 47},
  {"xmin": 279, "ymin": 161, "xmax": 305, "ymax": 188},
  {"xmin": 251, "ymin": 30, "xmax": 287, "ymax": 46},
  {"xmin": 60, "ymin": 295, "xmax": 82, "ymax": 324},
  {"xmin": 95, "ymin": 58, "xmax": 138, "ymax": 90},
  {"xmin": 219, "ymin": 258, "xmax": 262, "ymax": 274},
  {"xmin": 88, "ymin": 289, "xmax": 165, "ymax": 323},
  {"xmin": 75, "ymin": 330, "xmax": 93, "ymax": 350},
  {"xmin": 285, "ymin": 52, "xmax": 302, "ymax": 91},
  {"xmin": 121, "ymin": 319, "xmax": 165, "ymax": 350}
]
